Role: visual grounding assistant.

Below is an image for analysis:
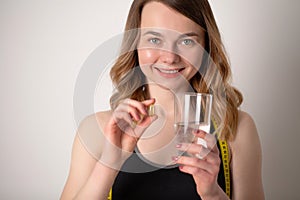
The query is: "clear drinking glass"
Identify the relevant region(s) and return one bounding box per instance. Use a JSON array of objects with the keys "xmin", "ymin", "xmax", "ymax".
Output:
[{"xmin": 174, "ymin": 92, "xmax": 213, "ymax": 157}]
